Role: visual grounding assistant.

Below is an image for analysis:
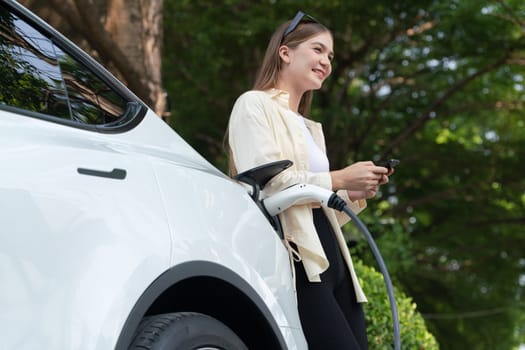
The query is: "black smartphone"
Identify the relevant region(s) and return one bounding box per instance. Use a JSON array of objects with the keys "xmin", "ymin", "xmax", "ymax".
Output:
[{"xmin": 376, "ymin": 158, "xmax": 400, "ymax": 170}]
